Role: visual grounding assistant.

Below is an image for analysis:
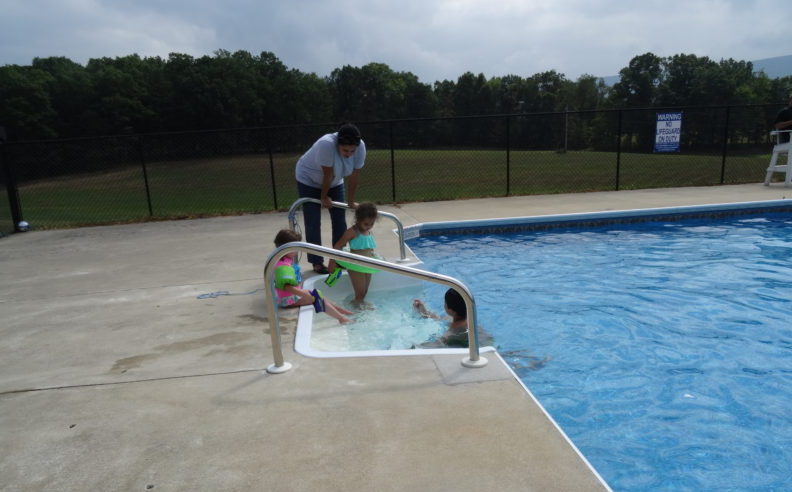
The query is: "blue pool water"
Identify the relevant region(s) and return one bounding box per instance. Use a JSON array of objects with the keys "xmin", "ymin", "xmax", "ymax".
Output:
[{"xmin": 407, "ymin": 212, "xmax": 792, "ymax": 491}]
